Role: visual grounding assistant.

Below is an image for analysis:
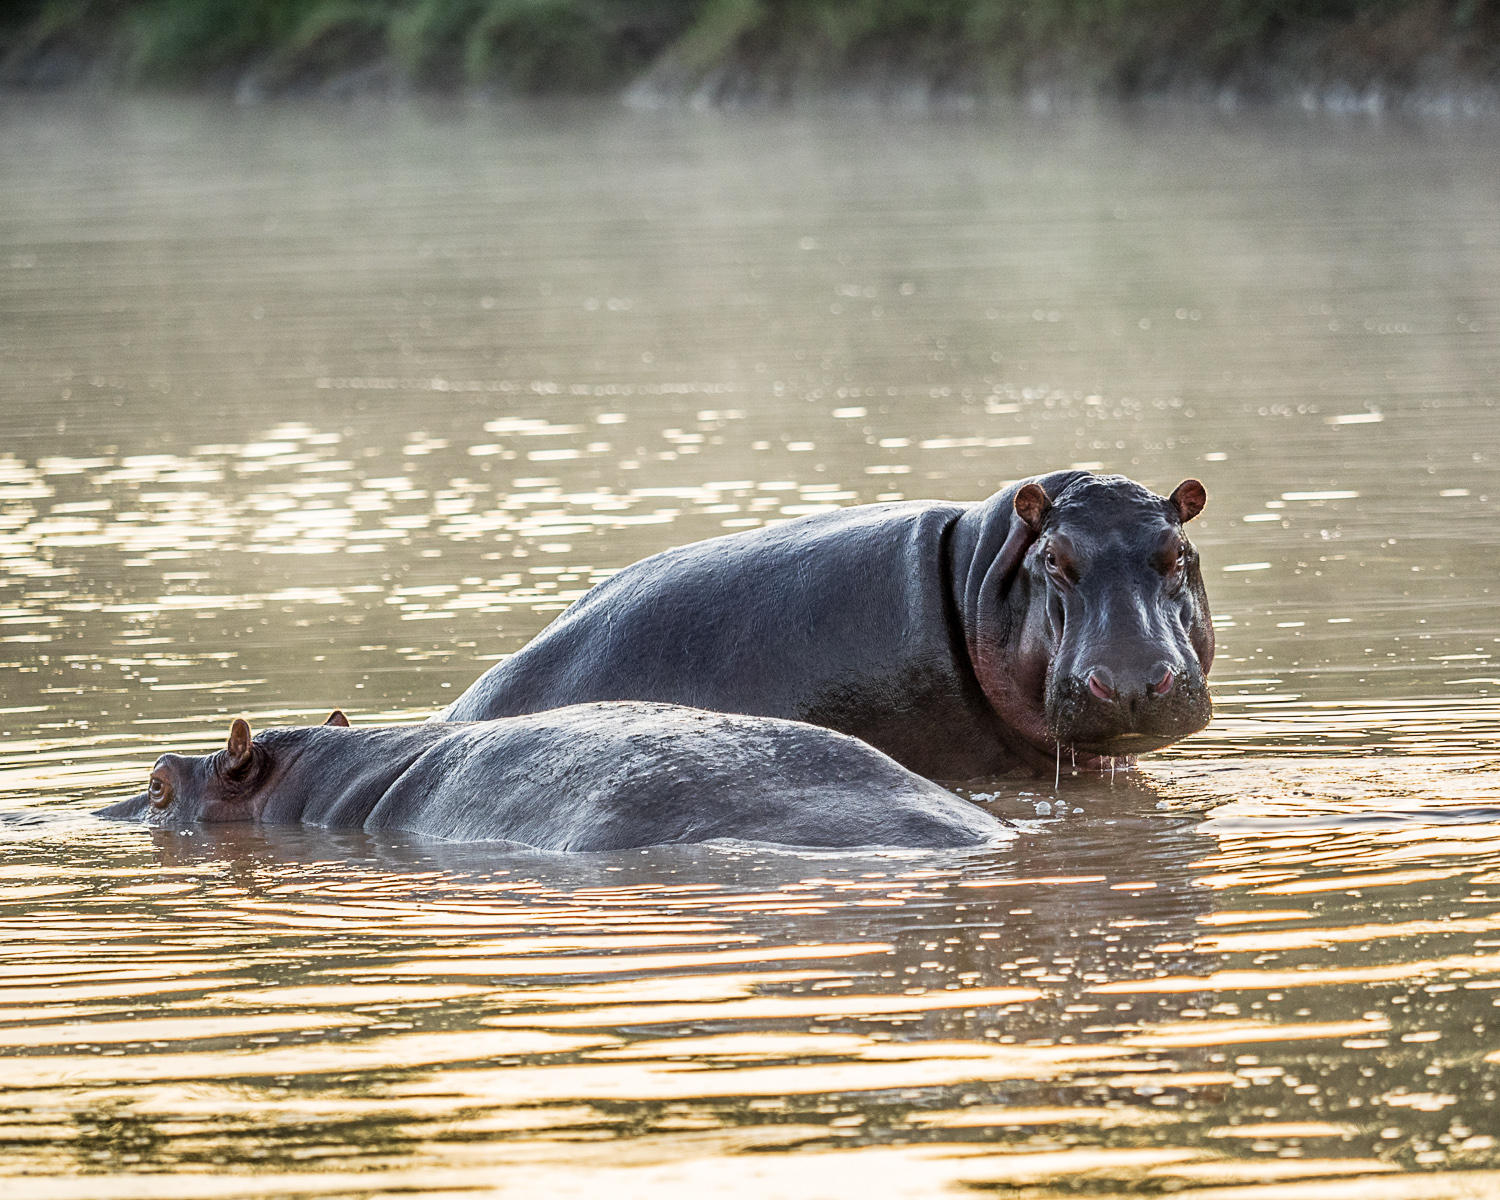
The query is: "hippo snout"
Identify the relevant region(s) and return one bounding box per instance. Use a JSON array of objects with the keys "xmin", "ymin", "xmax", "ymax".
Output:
[
  {"xmin": 1049, "ymin": 659, "xmax": 1211, "ymax": 756},
  {"xmin": 1082, "ymin": 661, "xmax": 1177, "ymax": 705}
]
